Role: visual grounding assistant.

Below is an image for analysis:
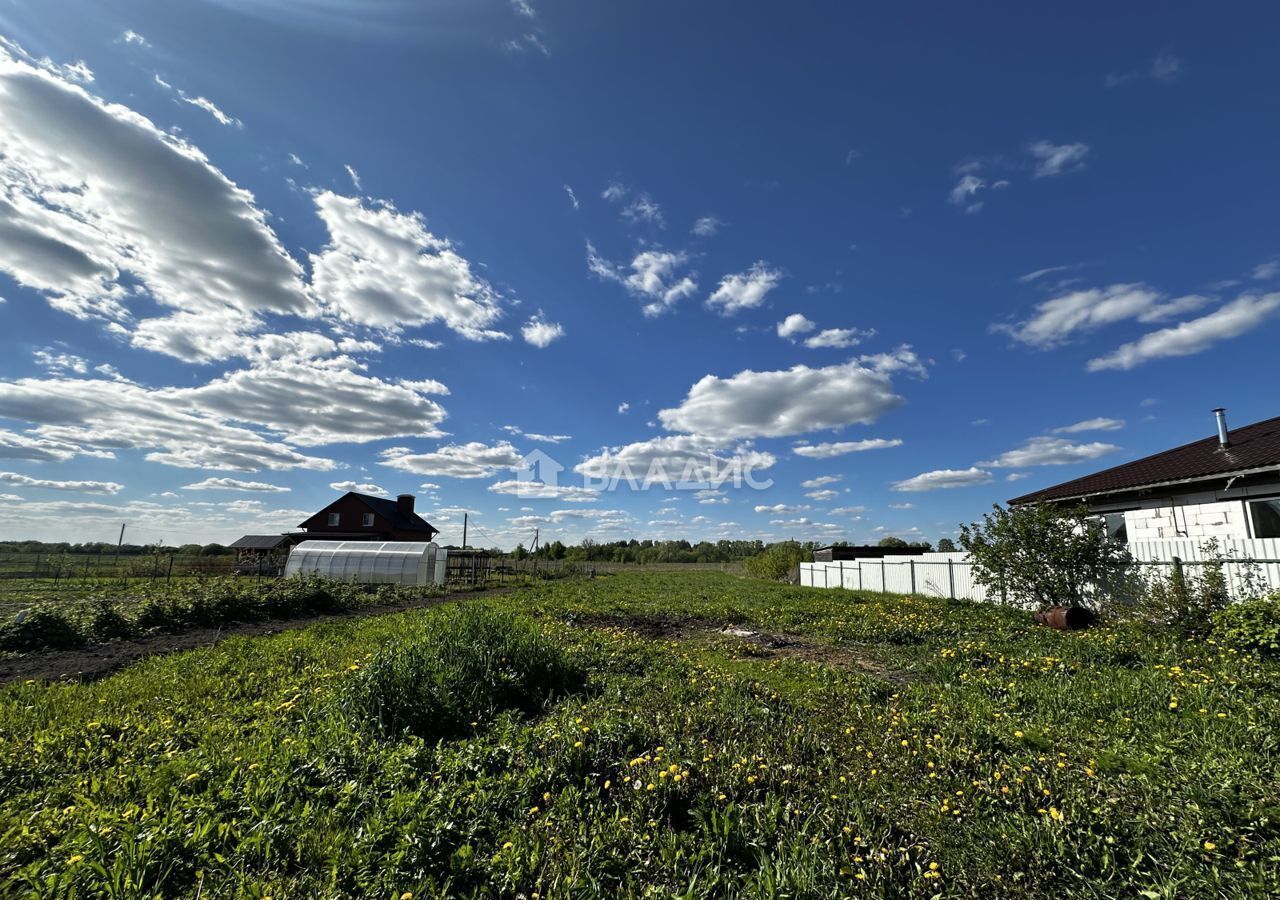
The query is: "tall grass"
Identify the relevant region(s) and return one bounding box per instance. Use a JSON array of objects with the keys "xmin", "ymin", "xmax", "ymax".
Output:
[{"xmin": 340, "ymin": 606, "xmax": 585, "ymax": 740}]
